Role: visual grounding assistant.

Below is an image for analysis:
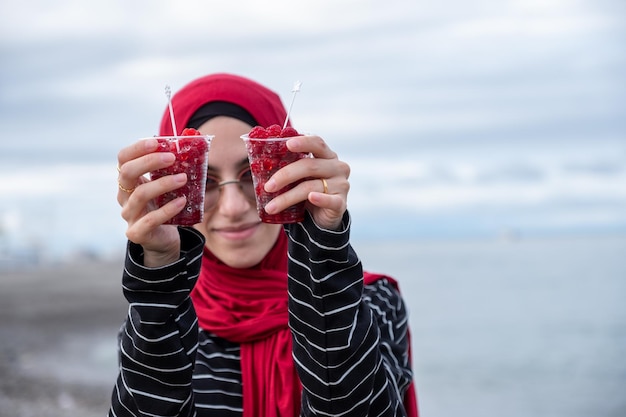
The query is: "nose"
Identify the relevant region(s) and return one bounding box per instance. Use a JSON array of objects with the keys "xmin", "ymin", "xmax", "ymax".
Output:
[{"xmin": 217, "ymin": 181, "xmax": 254, "ymax": 217}]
